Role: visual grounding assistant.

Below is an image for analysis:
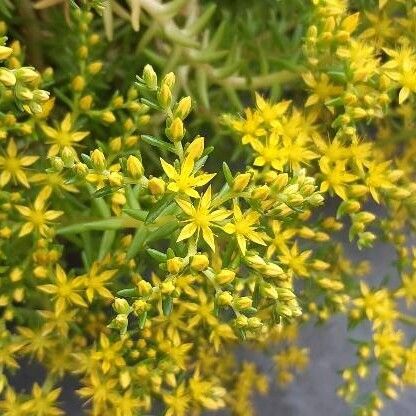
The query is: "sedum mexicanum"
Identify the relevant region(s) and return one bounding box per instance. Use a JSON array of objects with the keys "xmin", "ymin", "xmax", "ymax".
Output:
[{"xmin": 1, "ymin": 1, "xmax": 416, "ymax": 416}]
